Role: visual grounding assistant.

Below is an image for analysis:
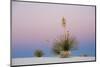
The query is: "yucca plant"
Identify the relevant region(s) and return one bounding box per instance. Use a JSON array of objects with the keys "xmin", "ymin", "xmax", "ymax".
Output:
[
  {"xmin": 53, "ymin": 35, "xmax": 78, "ymax": 58},
  {"xmin": 34, "ymin": 50, "xmax": 44, "ymax": 57},
  {"xmin": 52, "ymin": 17, "xmax": 78, "ymax": 58}
]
